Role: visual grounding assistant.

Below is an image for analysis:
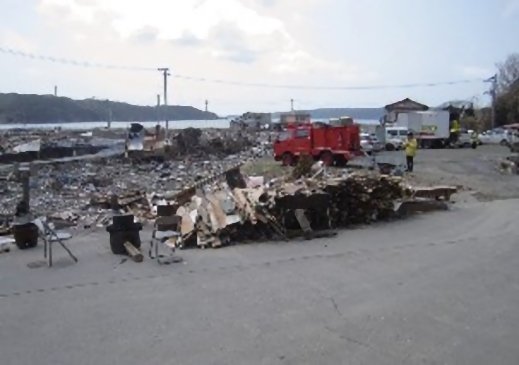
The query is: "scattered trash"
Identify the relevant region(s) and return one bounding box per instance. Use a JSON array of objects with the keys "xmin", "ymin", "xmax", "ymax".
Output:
[
  {"xmin": 1, "ymin": 127, "xmax": 458, "ymax": 255},
  {"xmin": 0, "ymin": 237, "xmax": 14, "ymax": 253}
]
